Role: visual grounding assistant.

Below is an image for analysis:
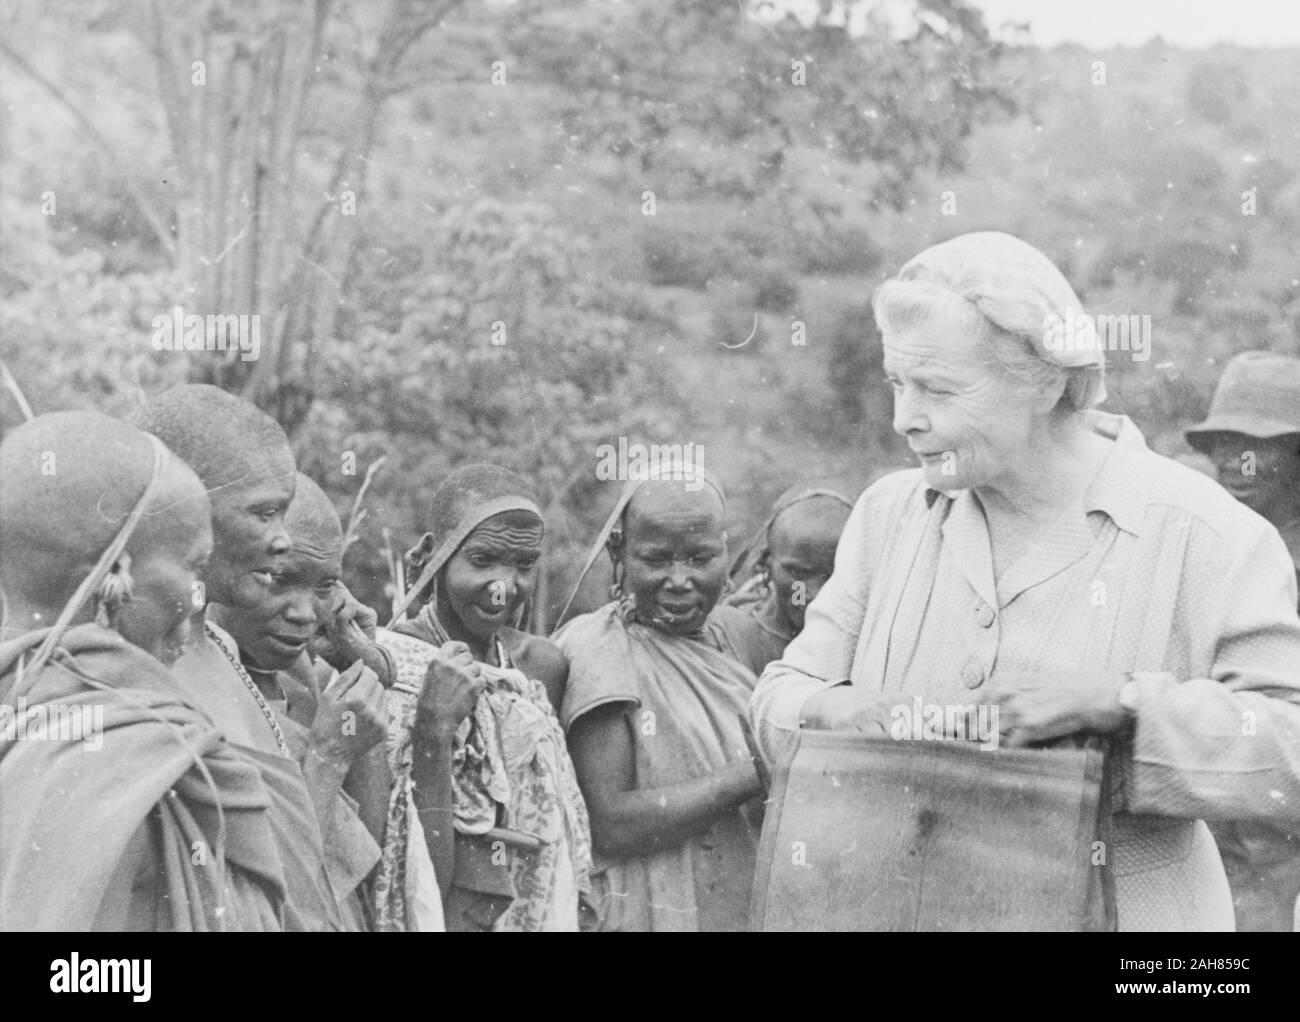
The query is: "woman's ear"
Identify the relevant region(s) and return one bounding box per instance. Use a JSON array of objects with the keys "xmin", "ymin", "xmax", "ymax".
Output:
[
  {"xmin": 1037, "ymin": 367, "xmax": 1071, "ymax": 416},
  {"xmin": 403, "ymin": 532, "xmax": 438, "ymax": 587},
  {"xmin": 93, "ymin": 552, "xmax": 135, "ymax": 629}
]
